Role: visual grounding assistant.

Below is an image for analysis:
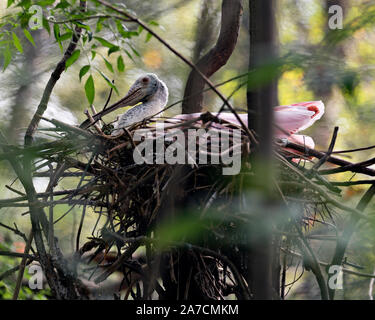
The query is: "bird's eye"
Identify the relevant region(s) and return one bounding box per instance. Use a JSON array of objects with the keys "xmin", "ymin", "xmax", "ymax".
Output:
[{"xmin": 142, "ymin": 77, "xmax": 149, "ymax": 84}]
